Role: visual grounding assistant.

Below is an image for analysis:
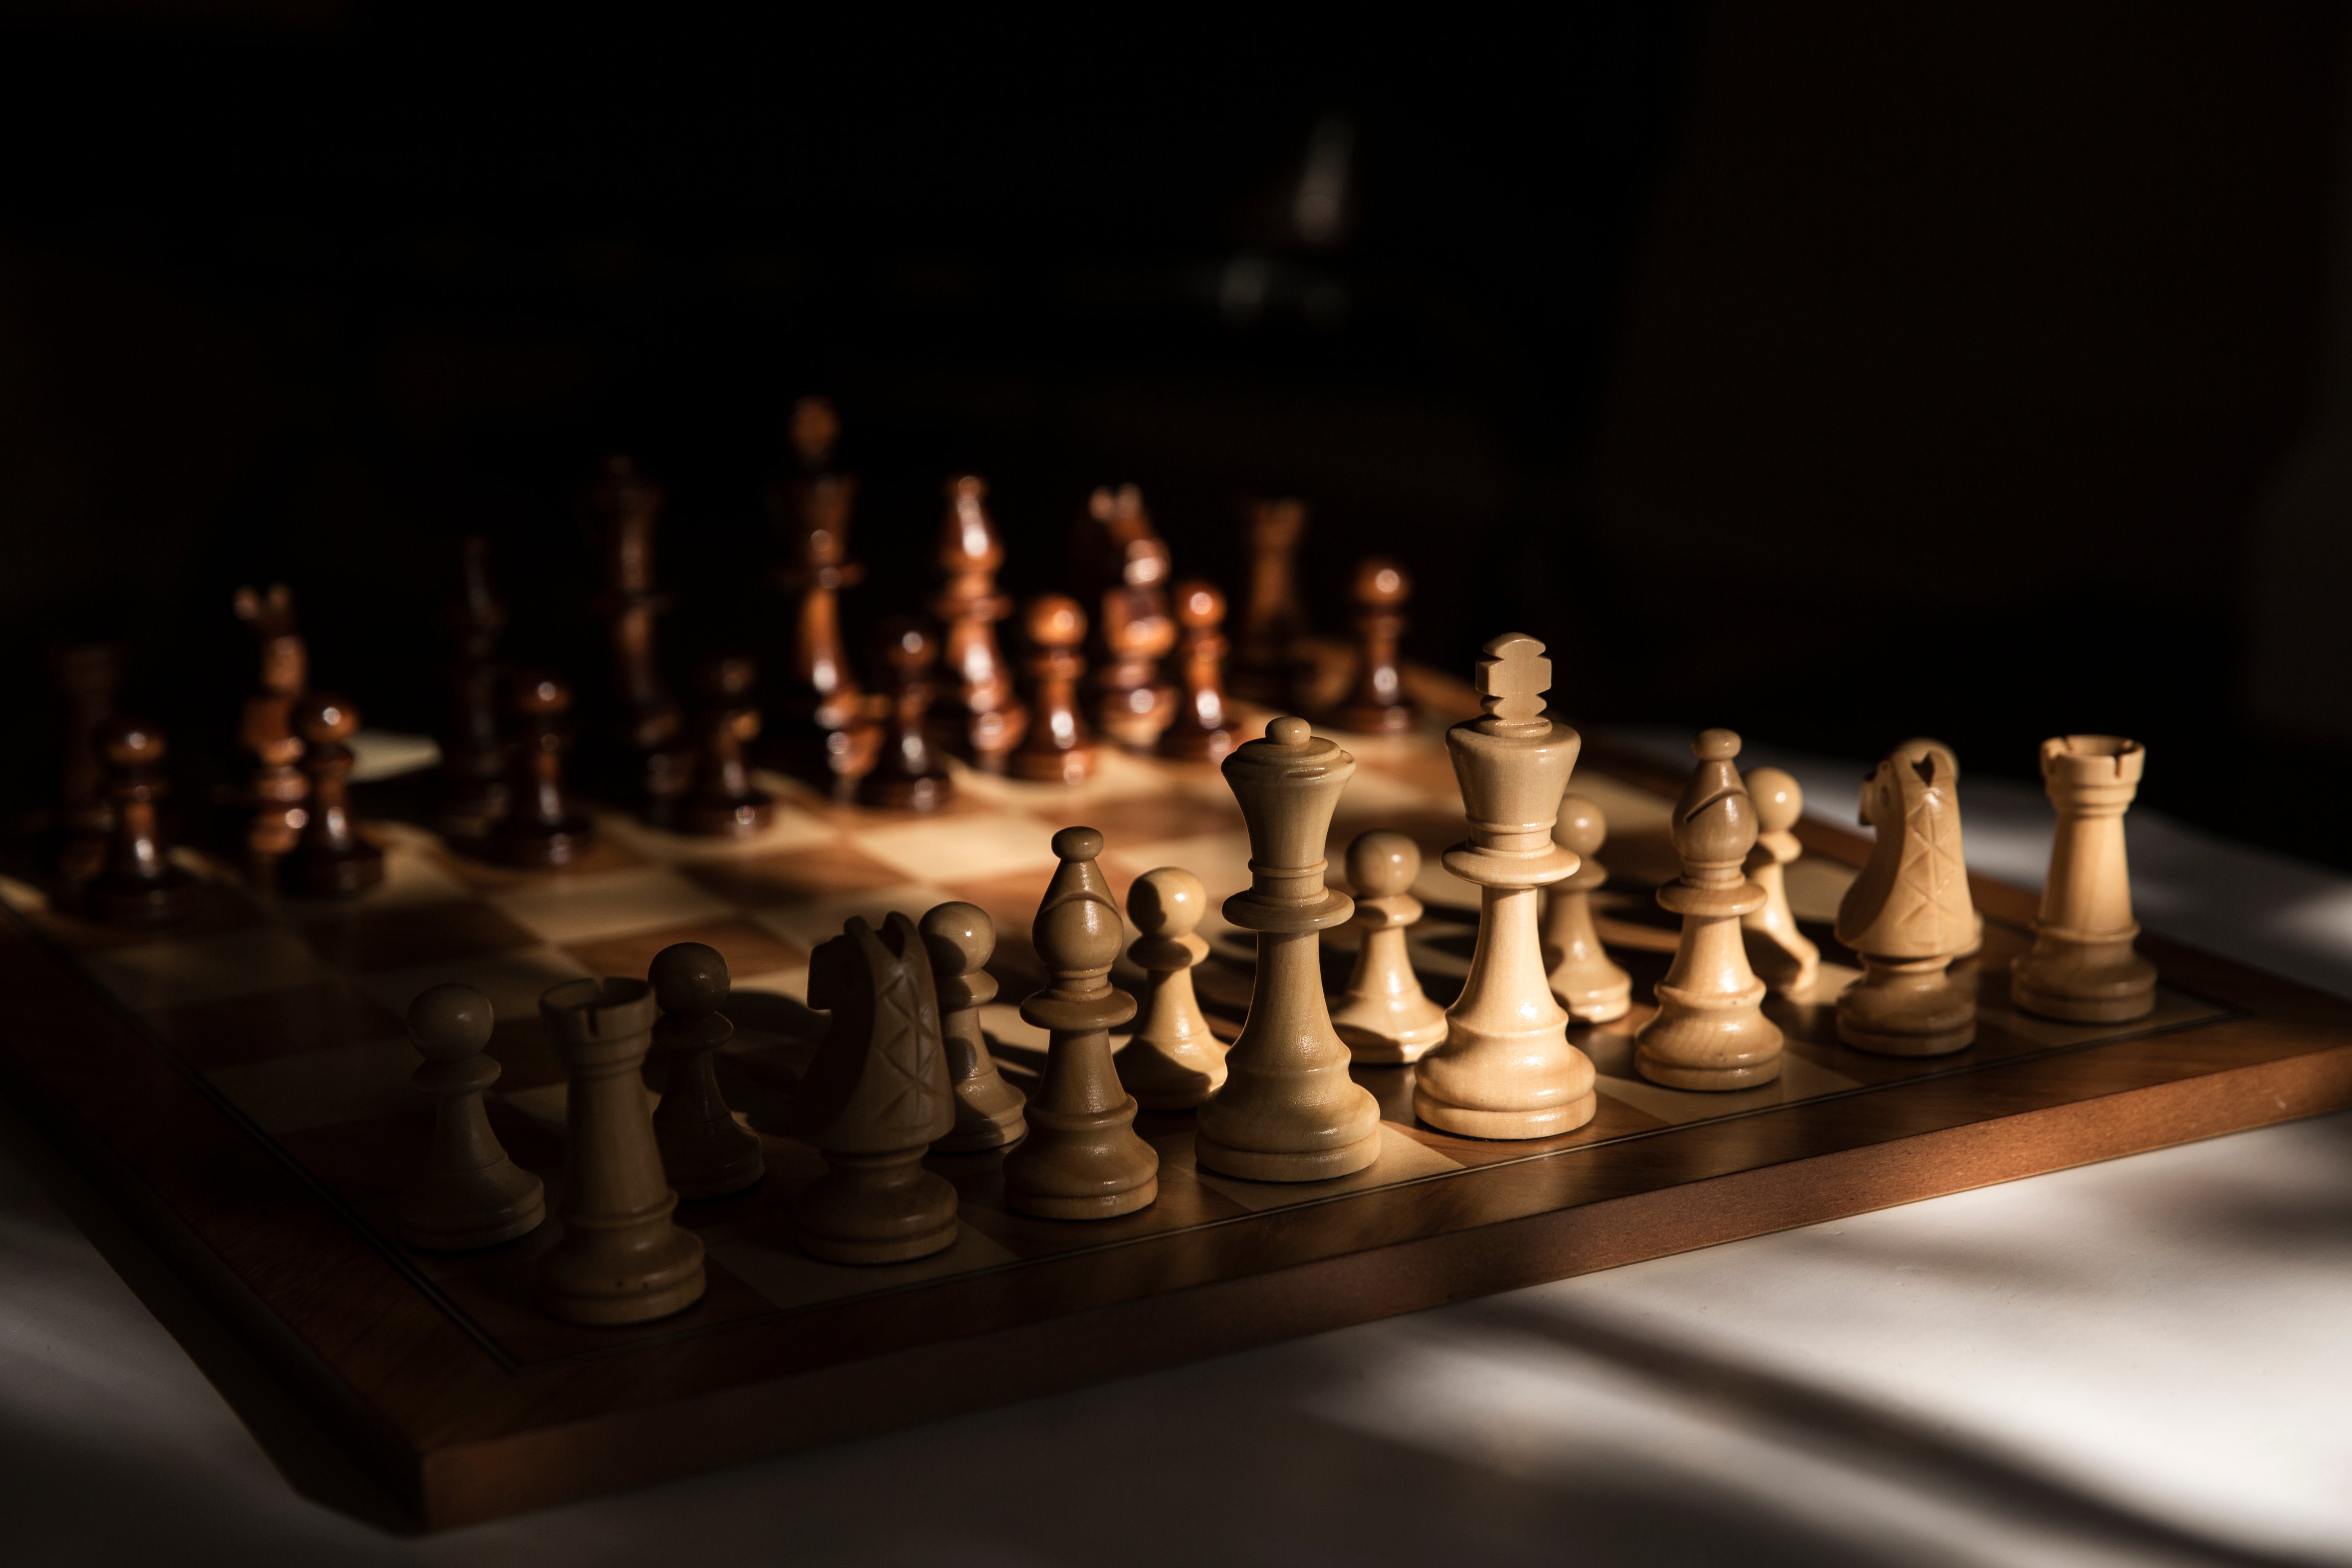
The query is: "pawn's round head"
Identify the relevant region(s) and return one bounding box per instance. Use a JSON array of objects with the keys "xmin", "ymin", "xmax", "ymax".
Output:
[
  {"xmin": 1025, "ymin": 594, "xmax": 1087, "ymax": 649},
  {"xmin": 97, "ymin": 715, "xmax": 167, "ymax": 768},
  {"xmin": 1552, "ymin": 794, "xmax": 1609, "ymax": 857},
  {"xmin": 1352, "ymin": 557, "xmax": 1411, "ymax": 609},
  {"xmin": 1694, "ymin": 727, "xmax": 1742, "ymax": 762},
  {"xmin": 1127, "ymin": 866, "xmax": 1207, "ymax": 937},
  {"xmin": 407, "ymin": 982, "xmax": 494, "ymax": 1061},
  {"xmin": 510, "ymin": 670, "xmax": 571, "ymax": 716},
  {"xmin": 293, "ymin": 691, "xmax": 359, "ymax": 746},
  {"xmin": 1173, "ymin": 580, "xmax": 1225, "ymax": 629},
  {"xmin": 1120, "ymin": 536, "xmax": 1171, "ymax": 589},
  {"xmin": 1052, "ymin": 825, "xmax": 1104, "ymax": 863},
  {"xmin": 649, "ymin": 941, "xmax": 729, "ymax": 1017},
  {"xmin": 1266, "ymin": 715, "xmax": 1313, "ymax": 747},
  {"xmin": 920, "ymin": 900, "xmax": 995, "ymax": 978},
  {"xmin": 1346, "ymin": 830, "xmax": 1420, "ymax": 898},
  {"xmin": 1745, "ymin": 766, "xmax": 1803, "ymax": 833},
  {"xmin": 876, "ymin": 617, "xmax": 935, "ymax": 674}
]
